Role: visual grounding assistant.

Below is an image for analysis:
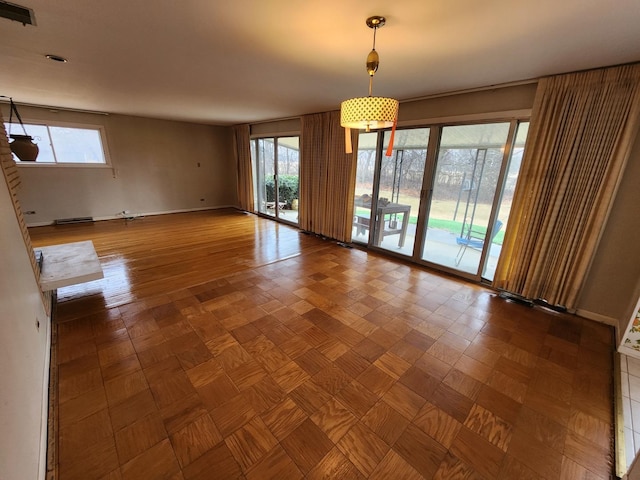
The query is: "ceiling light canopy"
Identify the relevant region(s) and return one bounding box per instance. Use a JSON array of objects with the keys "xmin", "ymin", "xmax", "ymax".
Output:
[
  {"xmin": 340, "ymin": 16, "xmax": 399, "ymax": 133},
  {"xmin": 45, "ymin": 54, "xmax": 67, "ymax": 63}
]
